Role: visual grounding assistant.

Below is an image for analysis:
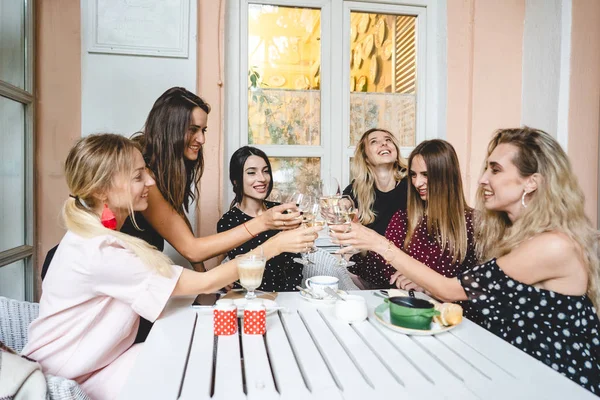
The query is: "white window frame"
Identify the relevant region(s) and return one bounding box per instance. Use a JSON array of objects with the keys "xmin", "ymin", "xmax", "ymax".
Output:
[
  {"xmin": 224, "ymin": 0, "xmax": 445, "ymax": 208},
  {"xmin": 0, "ymin": 0, "xmax": 36, "ymax": 301}
]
